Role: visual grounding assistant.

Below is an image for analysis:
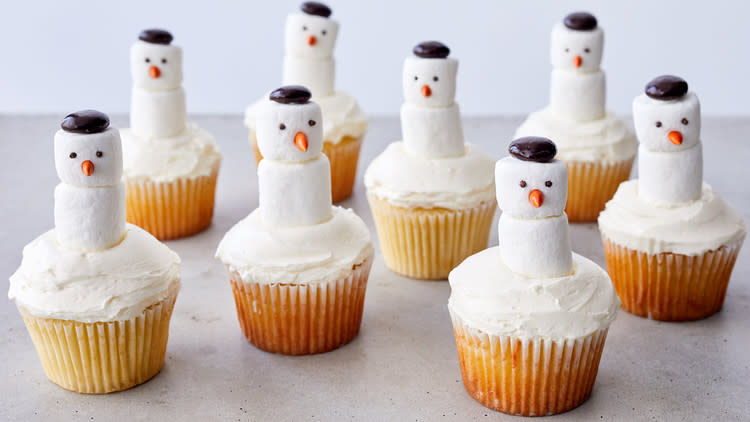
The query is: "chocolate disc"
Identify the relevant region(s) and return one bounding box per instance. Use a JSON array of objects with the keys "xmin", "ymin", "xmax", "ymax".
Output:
[
  {"xmin": 413, "ymin": 41, "xmax": 450, "ymax": 59},
  {"xmin": 61, "ymin": 110, "xmax": 110, "ymax": 134},
  {"xmin": 563, "ymin": 12, "xmax": 598, "ymax": 31},
  {"xmin": 138, "ymin": 29, "xmax": 173, "ymax": 45},
  {"xmin": 300, "ymin": 2, "xmax": 332, "ymax": 18},
  {"xmin": 645, "ymin": 75, "xmax": 689, "ymax": 100},
  {"xmin": 509, "ymin": 137, "xmax": 557, "ymax": 163},
  {"xmin": 269, "ymin": 85, "xmax": 312, "ymax": 104}
]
